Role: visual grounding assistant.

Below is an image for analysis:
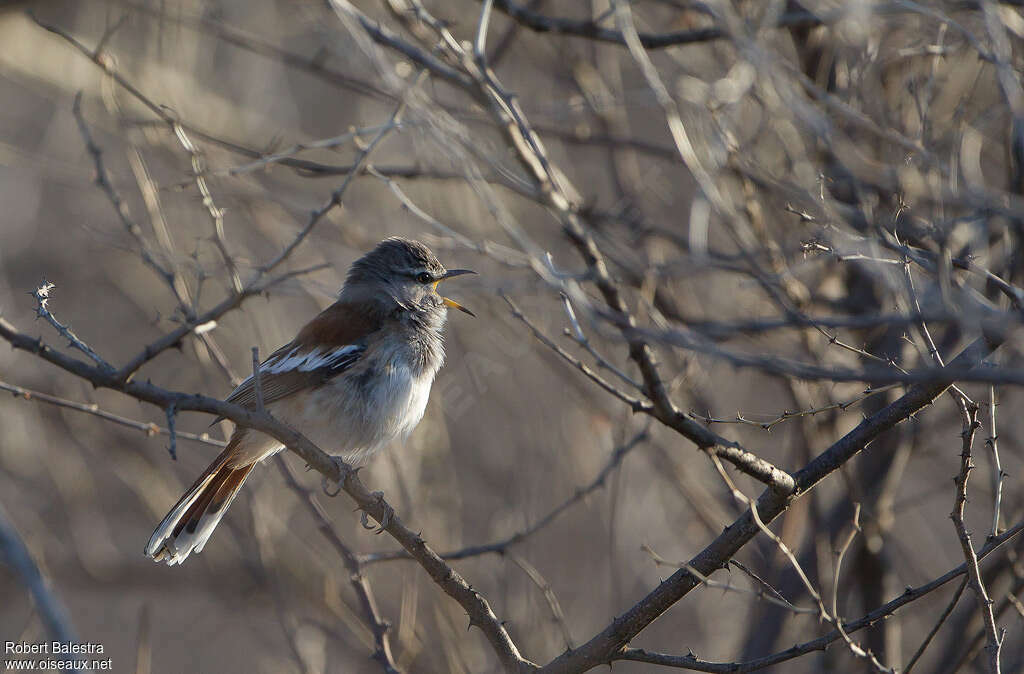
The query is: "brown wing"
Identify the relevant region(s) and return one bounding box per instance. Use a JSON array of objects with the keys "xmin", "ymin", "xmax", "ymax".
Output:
[
  {"xmin": 223, "ymin": 342, "xmax": 365, "ymax": 409},
  {"xmin": 221, "ymin": 301, "xmax": 380, "ymax": 412}
]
